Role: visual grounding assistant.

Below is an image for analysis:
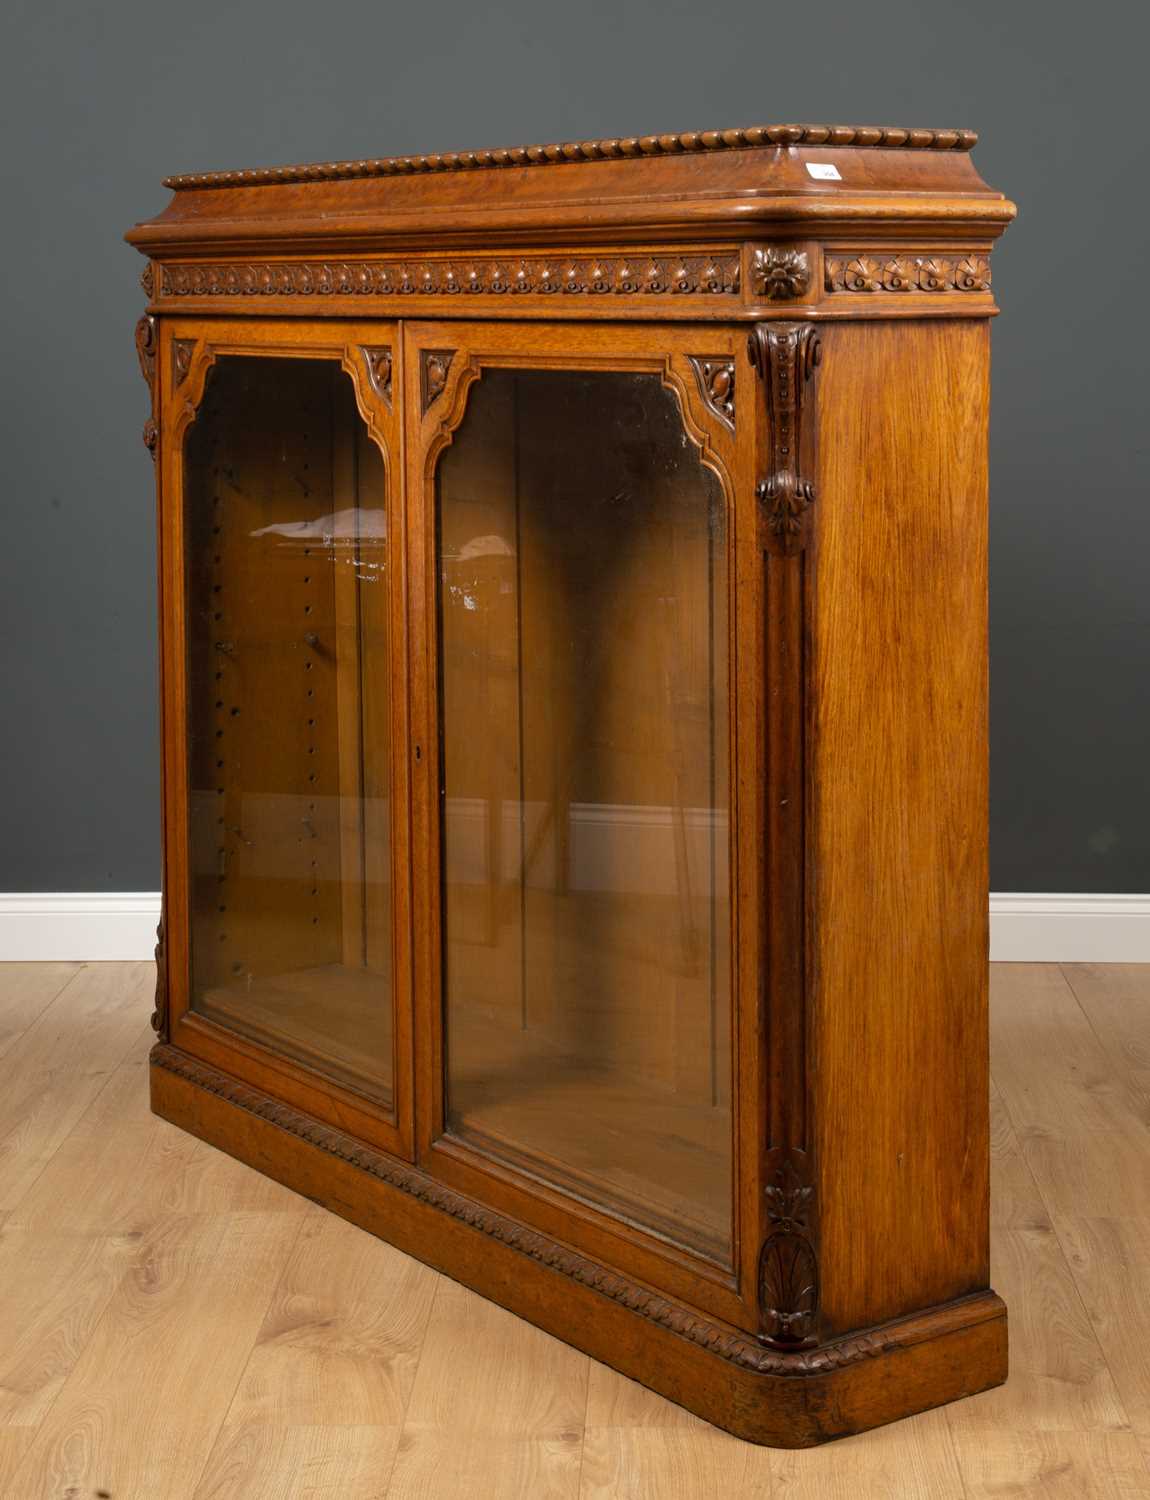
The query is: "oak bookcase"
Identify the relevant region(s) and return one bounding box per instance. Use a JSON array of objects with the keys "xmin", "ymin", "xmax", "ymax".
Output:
[{"xmin": 127, "ymin": 122, "xmax": 1016, "ymax": 1446}]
